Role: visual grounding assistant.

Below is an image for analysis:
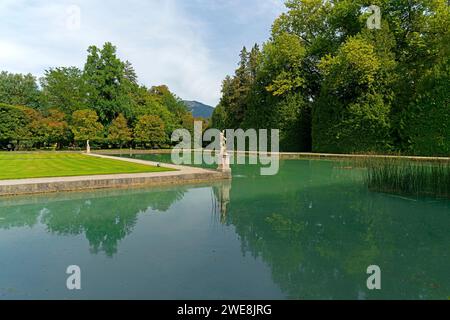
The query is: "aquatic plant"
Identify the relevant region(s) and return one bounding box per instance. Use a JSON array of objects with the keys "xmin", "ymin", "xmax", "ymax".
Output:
[{"xmin": 362, "ymin": 158, "xmax": 450, "ymax": 198}]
